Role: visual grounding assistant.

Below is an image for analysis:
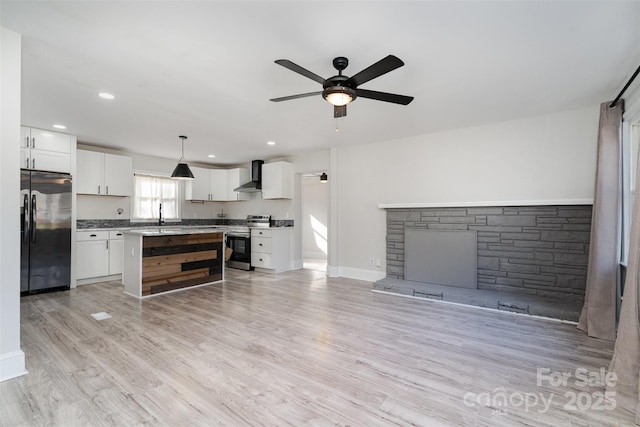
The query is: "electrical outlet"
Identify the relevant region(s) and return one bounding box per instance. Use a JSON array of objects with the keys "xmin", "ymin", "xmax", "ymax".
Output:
[{"xmin": 369, "ymin": 258, "xmax": 375, "ymax": 266}]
